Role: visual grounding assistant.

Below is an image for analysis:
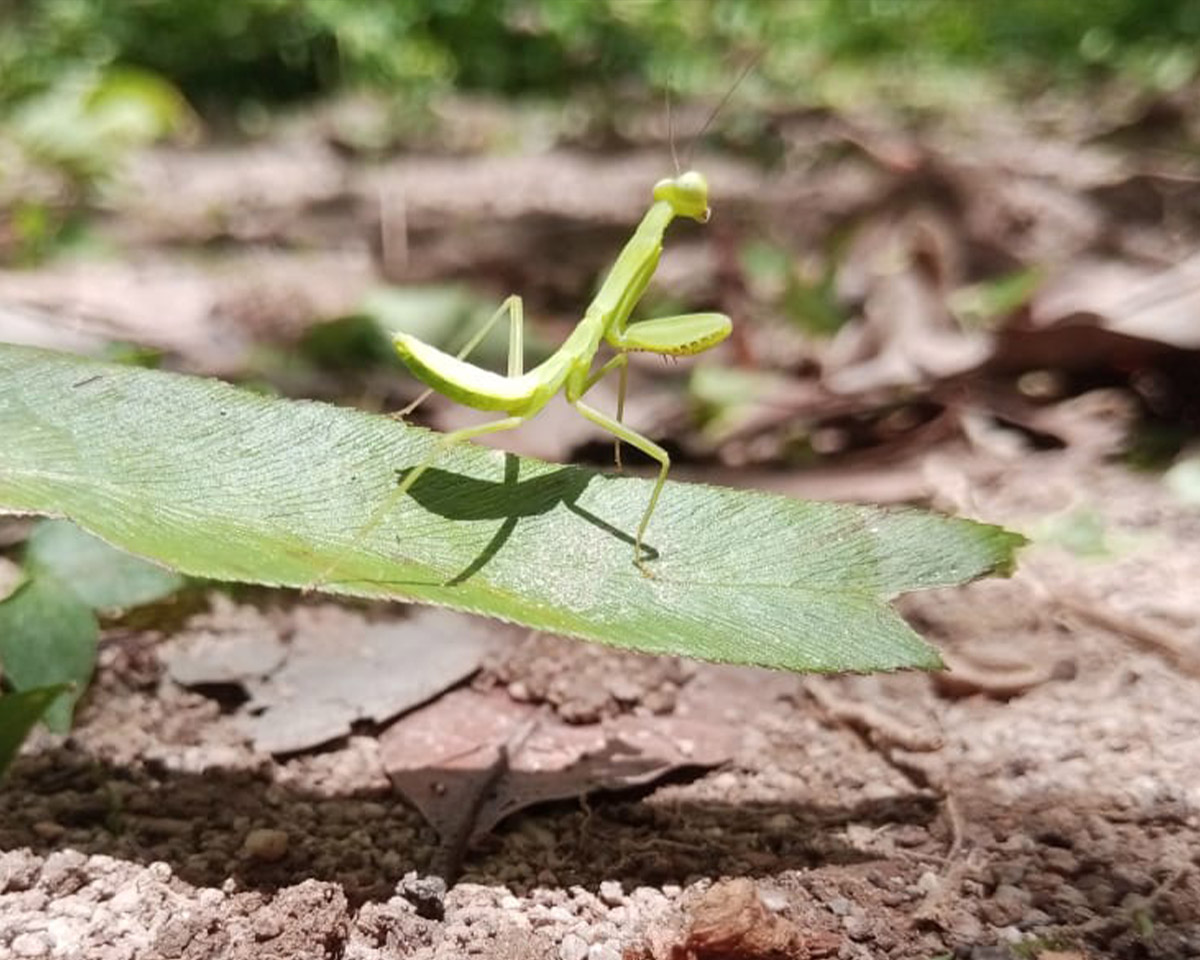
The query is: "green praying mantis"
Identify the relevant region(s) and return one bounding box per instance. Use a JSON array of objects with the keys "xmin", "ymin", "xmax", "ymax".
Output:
[{"xmin": 313, "ymin": 108, "xmax": 742, "ymax": 588}]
